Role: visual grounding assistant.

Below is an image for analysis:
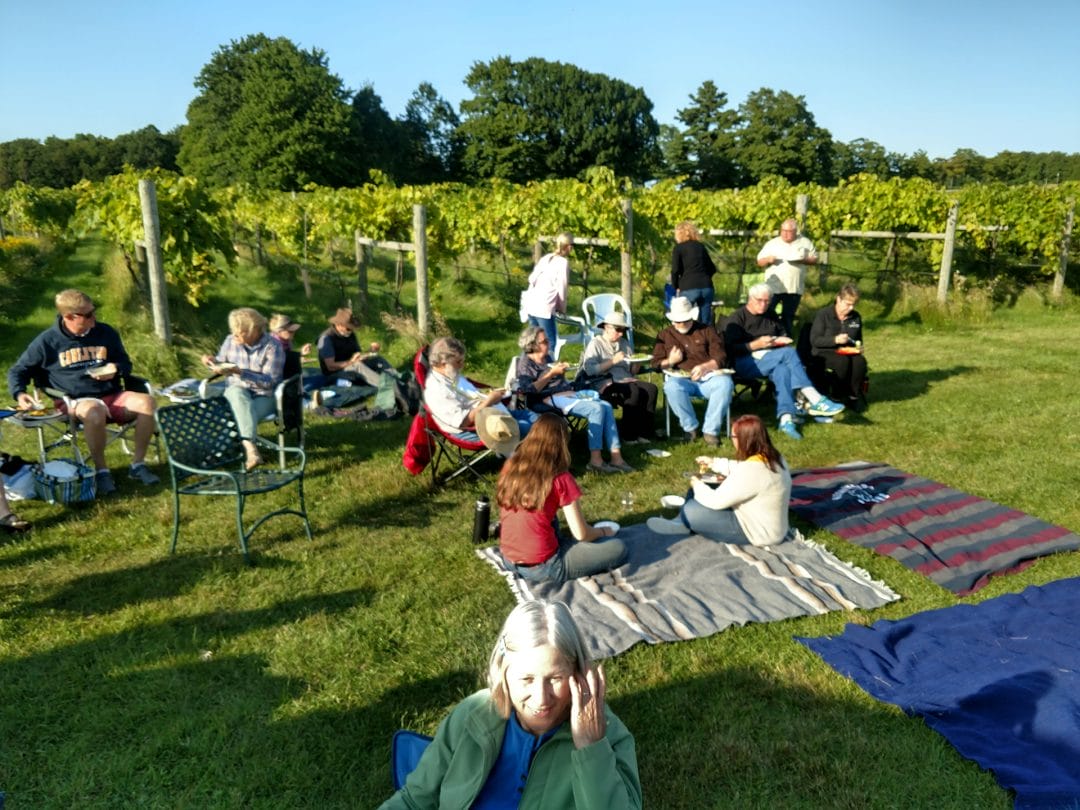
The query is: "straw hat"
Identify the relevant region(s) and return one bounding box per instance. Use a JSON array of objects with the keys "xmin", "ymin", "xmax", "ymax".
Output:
[
  {"xmin": 665, "ymin": 296, "xmax": 699, "ymax": 323},
  {"xmin": 476, "ymin": 407, "xmax": 521, "ymax": 457},
  {"xmin": 598, "ymin": 310, "xmax": 630, "ymax": 328},
  {"xmin": 269, "ymin": 313, "xmax": 301, "ymax": 333},
  {"xmin": 328, "ymin": 308, "xmax": 361, "ymax": 328}
]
